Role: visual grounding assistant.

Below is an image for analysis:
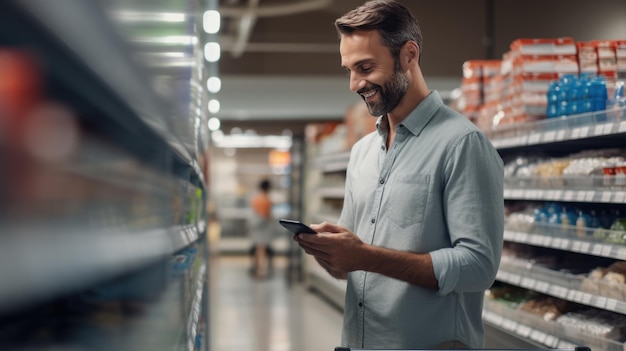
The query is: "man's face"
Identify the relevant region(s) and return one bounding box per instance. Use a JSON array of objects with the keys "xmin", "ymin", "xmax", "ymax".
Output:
[{"xmin": 340, "ymin": 30, "xmax": 408, "ymax": 116}]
